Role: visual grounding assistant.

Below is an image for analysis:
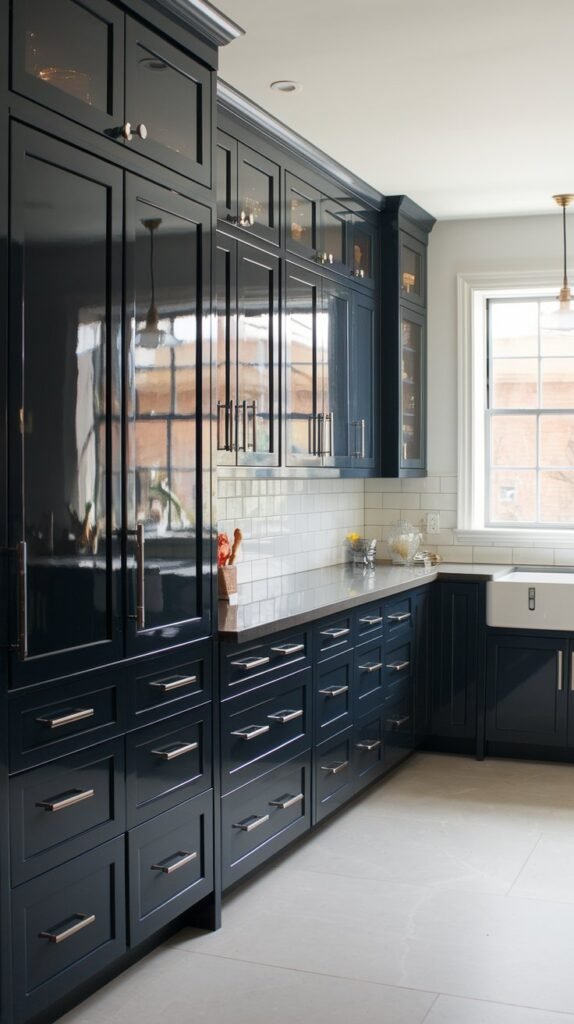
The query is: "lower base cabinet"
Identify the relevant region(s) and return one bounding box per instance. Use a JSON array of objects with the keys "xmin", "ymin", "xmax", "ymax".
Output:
[
  {"xmin": 353, "ymin": 714, "xmax": 385, "ymax": 793},
  {"xmin": 314, "ymin": 728, "xmax": 355, "ymax": 823}
]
